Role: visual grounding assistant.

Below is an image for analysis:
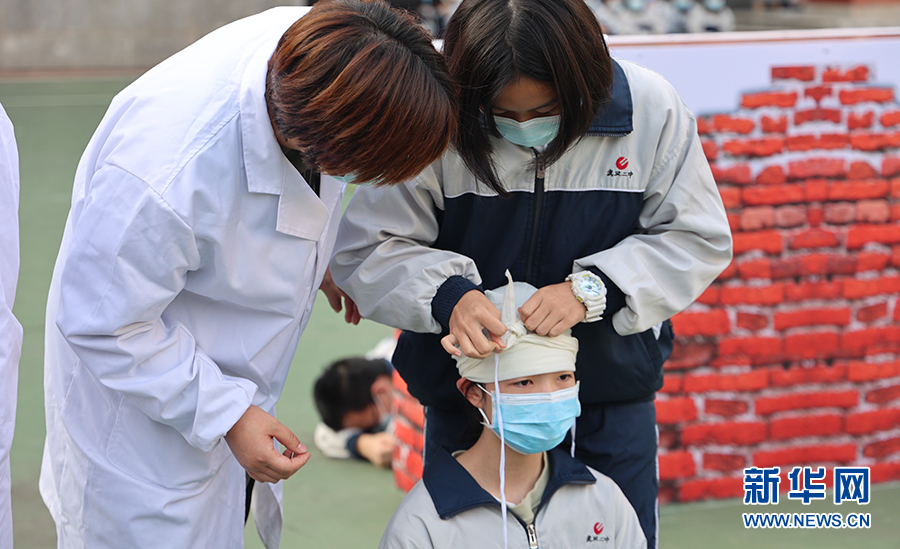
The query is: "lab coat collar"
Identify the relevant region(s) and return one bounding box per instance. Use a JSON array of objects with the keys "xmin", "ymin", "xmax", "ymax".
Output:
[{"xmin": 239, "ymin": 38, "xmax": 340, "ymax": 240}]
